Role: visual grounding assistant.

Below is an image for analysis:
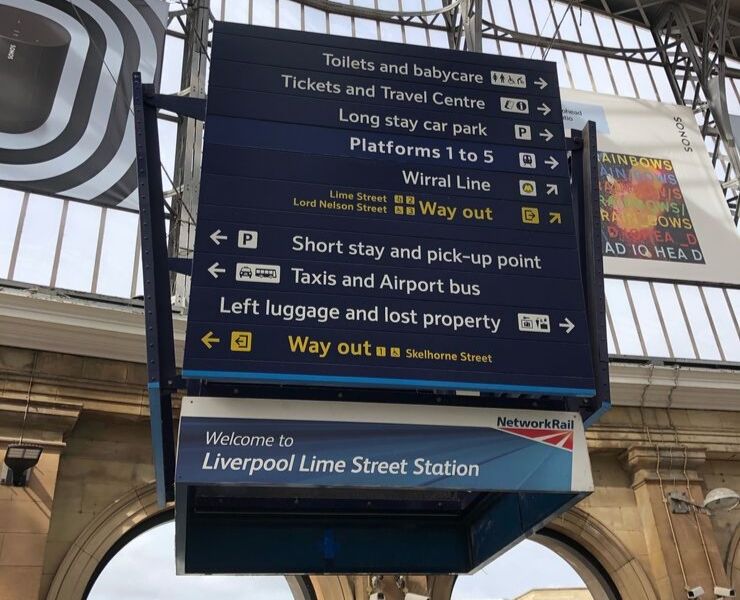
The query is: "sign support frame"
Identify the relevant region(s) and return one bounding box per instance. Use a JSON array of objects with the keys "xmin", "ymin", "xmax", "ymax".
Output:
[
  {"xmin": 568, "ymin": 124, "xmax": 611, "ymax": 424},
  {"xmin": 133, "ymin": 74, "xmax": 609, "ymax": 506},
  {"xmin": 133, "ymin": 72, "xmax": 205, "ymax": 505}
]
